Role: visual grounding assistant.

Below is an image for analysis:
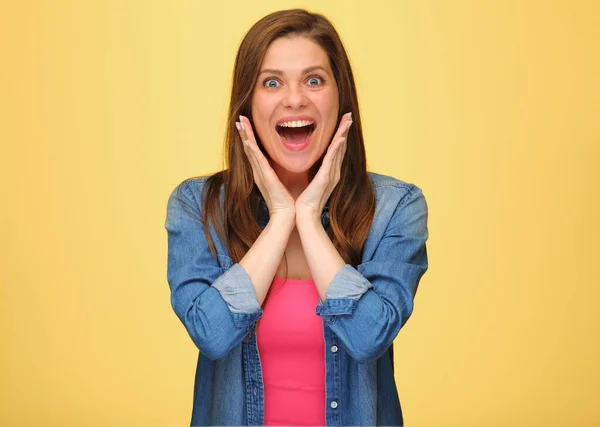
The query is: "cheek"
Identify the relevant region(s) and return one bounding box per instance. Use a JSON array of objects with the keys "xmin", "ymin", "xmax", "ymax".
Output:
[
  {"xmin": 314, "ymin": 89, "xmax": 337, "ymax": 111},
  {"xmin": 250, "ymin": 98, "xmax": 270, "ymax": 143},
  {"xmin": 252, "ymin": 91, "xmax": 280, "ymax": 115},
  {"xmin": 315, "ymin": 93, "xmax": 339, "ymax": 136},
  {"xmin": 251, "ymin": 95, "xmax": 277, "ymax": 129},
  {"xmin": 320, "ymin": 107, "xmax": 340, "ymax": 141}
]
